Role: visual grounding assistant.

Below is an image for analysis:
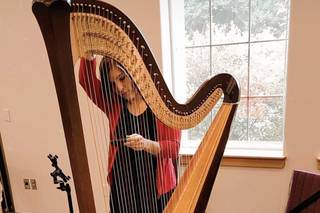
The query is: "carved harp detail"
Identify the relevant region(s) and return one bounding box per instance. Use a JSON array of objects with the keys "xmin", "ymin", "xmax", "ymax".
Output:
[
  {"xmin": 72, "ymin": 12, "xmax": 223, "ymax": 129},
  {"xmin": 32, "ymin": 0, "xmax": 240, "ymax": 212}
]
